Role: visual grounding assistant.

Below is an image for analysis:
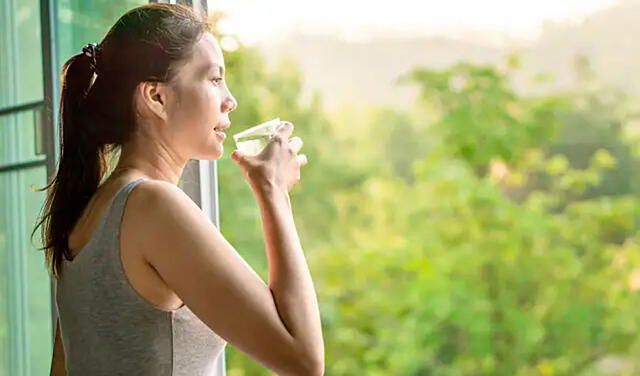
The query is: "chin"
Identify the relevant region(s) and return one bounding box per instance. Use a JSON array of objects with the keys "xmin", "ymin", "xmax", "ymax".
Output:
[
  {"xmin": 192, "ymin": 147, "xmax": 223, "ymax": 161},
  {"xmin": 211, "ymin": 146, "xmax": 224, "ymax": 160}
]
